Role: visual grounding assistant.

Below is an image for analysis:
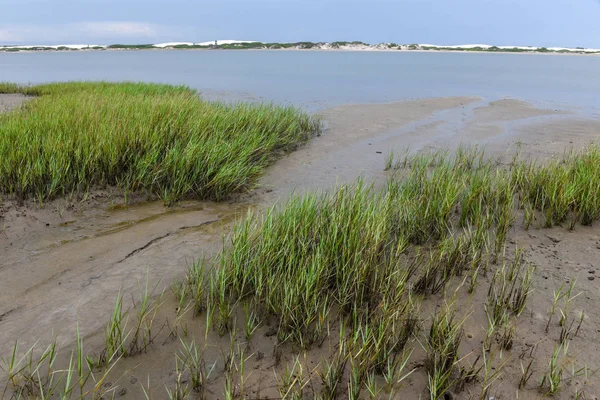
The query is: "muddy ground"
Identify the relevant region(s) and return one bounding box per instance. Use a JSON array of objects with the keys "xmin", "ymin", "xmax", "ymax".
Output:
[
  {"xmin": 0, "ymin": 94, "xmax": 28, "ymax": 113},
  {"xmin": 1, "ymin": 95, "xmax": 600, "ymax": 399}
]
